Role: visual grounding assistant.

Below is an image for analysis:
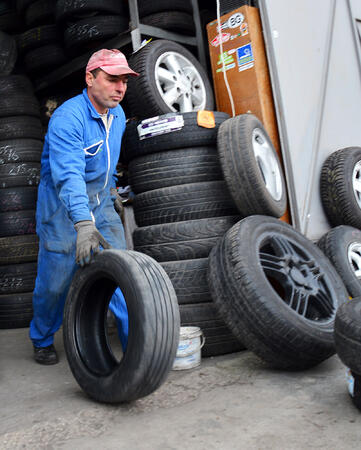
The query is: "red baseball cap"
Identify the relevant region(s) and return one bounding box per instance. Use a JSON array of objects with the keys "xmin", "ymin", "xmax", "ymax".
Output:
[{"xmin": 86, "ymin": 49, "xmax": 139, "ymax": 77}]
